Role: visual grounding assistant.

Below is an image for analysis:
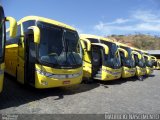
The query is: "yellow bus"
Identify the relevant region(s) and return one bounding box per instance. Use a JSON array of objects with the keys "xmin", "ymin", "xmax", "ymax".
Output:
[
  {"xmin": 150, "ymin": 56, "xmax": 160, "ymax": 70},
  {"xmin": 117, "ymin": 43, "xmax": 136, "ymax": 78},
  {"xmin": 132, "ymin": 48, "xmax": 146, "ymax": 80},
  {"xmin": 157, "ymin": 60, "xmax": 160, "ymax": 70},
  {"xmin": 150, "ymin": 56, "xmax": 157, "ymax": 69},
  {"xmin": 0, "ymin": 5, "xmax": 17, "ymax": 93},
  {"xmin": 80, "ymin": 34, "xmax": 122, "ymax": 81},
  {"xmin": 142, "ymin": 51, "xmax": 154, "ymax": 75},
  {"xmin": 5, "ymin": 16, "xmax": 83, "ymax": 89}
]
